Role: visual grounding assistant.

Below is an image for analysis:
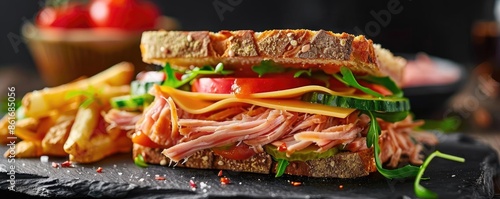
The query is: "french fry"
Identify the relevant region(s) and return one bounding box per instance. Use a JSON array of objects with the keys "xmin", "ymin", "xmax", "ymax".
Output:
[
  {"xmin": 63, "ymin": 102, "xmax": 101, "ymax": 156},
  {"xmin": 22, "ymin": 62, "xmax": 134, "ymax": 118},
  {"xmin": 16, "ymin": 117, "xmax": 39, "ymax": 130},
  {"xmin": 64, "ymin": 102, "xmax": 128, "ymax": 163},
  {"xmin": 15, "ymin": 116, "xmax": 55, "ymax": 142},
  {"xmin": 97, "ymin": 84, "xmax": 130, "ymax": 108},
  {"xmin": 69, "ymin": 132, "xmax": 132, "ymax": 163},
  {"xmin": 42, "ymin": 114, "xmax": 75, "ymax": 156},
  {"xmin": 4, "ymin": 140, "xmax": 42, "ymax": 158}
]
